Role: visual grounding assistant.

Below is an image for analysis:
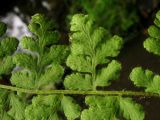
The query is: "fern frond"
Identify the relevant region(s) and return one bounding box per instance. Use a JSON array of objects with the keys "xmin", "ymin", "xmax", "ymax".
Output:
[
  {"xmin": 130, "ymin": 11, "xmax": 160, "ymax": 95},
  {"xmin": 81, "ymin": 96, "xmax": 144, "ymax": 120},
  {"xmin": 25, "ymin": 95, "xmax": 80, "ymax": 120},
  {"xmin": 64, "ymin": 14, "xmax": 123, "ymax": 90},
  {"xmin": 0, "ymin": 22, "xmax": 19, "ymax": 78},
  {"xmin": 11, "ymin": 14, "xmax": 69, "ymax": 90}
]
